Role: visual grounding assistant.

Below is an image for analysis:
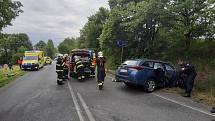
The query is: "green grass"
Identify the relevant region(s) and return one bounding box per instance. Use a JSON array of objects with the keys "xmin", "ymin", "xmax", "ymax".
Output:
[{"xmin": 0, "ymin": 65, "xmax": 26, "ymax": 88}]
